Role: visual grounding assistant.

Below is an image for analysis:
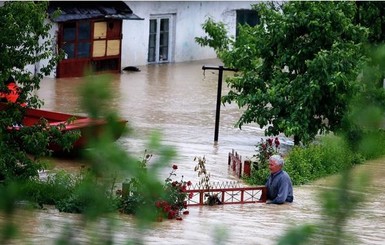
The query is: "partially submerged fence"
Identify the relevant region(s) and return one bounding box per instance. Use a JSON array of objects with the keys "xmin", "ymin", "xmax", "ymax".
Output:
[
  {"xmin": 122, "ymin": 149, "xmax": 267, "ymax": 207},
  {"xmin": 185, "ymin": 181, "xmax": 266, "ymax": 206},
  {"xmin": 228, "ymin": 149, "xmax": 252, "ymax": 178},
  {"xmin": 184, "ymin": 150, "xmax": 267, "ymax": 206},
  {"xmin": 122, "ymin": 180, "xmax": 266, "ymax": 207}
]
